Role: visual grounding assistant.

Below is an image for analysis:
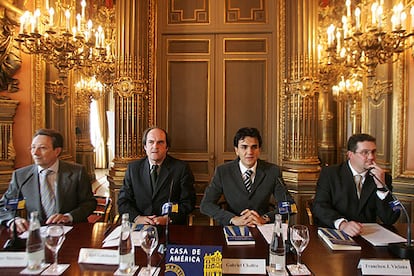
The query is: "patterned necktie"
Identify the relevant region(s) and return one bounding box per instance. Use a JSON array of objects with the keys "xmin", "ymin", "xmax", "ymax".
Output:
[
  {"xmin": 354, "ymin": 174, "xmax": 362, "ymax": 198},
  {"xmin": 244, "ymin": 169, "xmax": 253, "ymax": 193},
  {"xmin": 40, "ymin": 169, "xmax": 55, "ymax": 218},
  {"xmin": 150, "ymin": 164, "xmax": 159, "ymax": 191}
]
